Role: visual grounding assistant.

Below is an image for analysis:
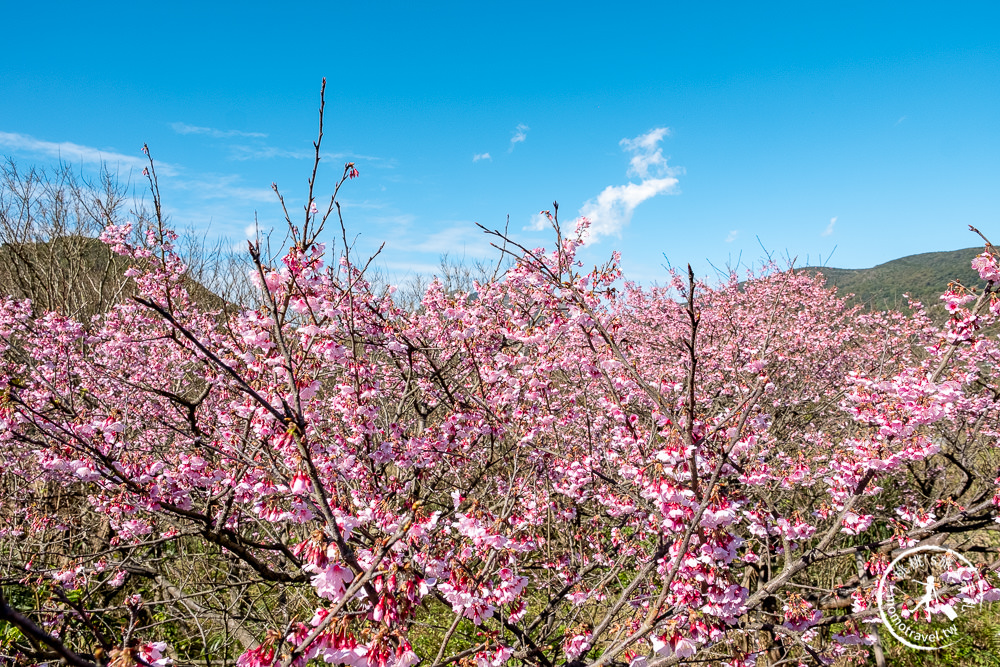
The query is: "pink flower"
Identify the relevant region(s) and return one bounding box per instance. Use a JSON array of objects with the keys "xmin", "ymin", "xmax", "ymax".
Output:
[
  {"xmin": 139, "ymin": 641, "xmax": 173, "ymax": 667},
  {"xmin": 476, "ymin": 645, "xmax": 512, "ymax": 667},
  {"xmin": 310, "ymin": 562, "xmax": 353, "ymax": 602},
  {"xmin": 783, "ymin": 596, "xmax": 822, "ymax": 631},
  {"xmin": 672, "ymin": 637, "xmax": 697, "ymax": 659},
  {"xmin": 841, "ymin": 512, "xmax": 874, "ymax": 535},
  {"xmin": 290, "ymin": 471, "xmax": 312, "ymax": 495},
  {"xmin": 972, "ymin": 253, "xmax": 1000, "ymax": 283},
  {"xmin": 563, "ymin": 632, "xmax": 592, "ymax": 661},
  {"xmin": 237, "ymin": 643, "xmax": 276, "ymax": 667}
]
